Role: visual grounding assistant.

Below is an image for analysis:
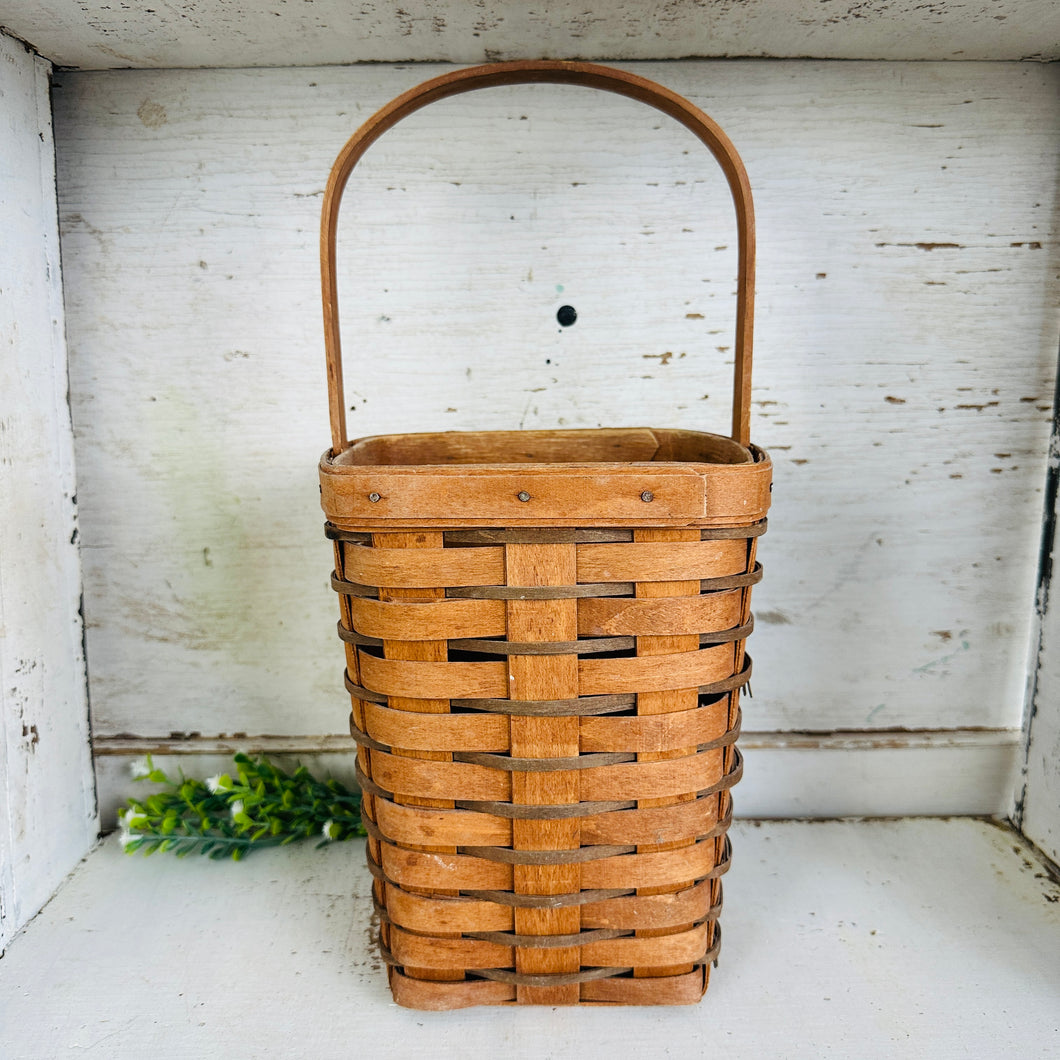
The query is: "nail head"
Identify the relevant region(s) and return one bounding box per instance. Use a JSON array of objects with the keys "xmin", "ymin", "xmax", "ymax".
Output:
[
  {"xmin": 368, "ymin": 492, "xmax": 381, "ymax": 503},
  {"xmin": 517, "ymin": 491, "xmax": 531, "ymax": 502},
  {"xmin": 641, "ymin": 490, "xmax": 654, "ymax": 502}
]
